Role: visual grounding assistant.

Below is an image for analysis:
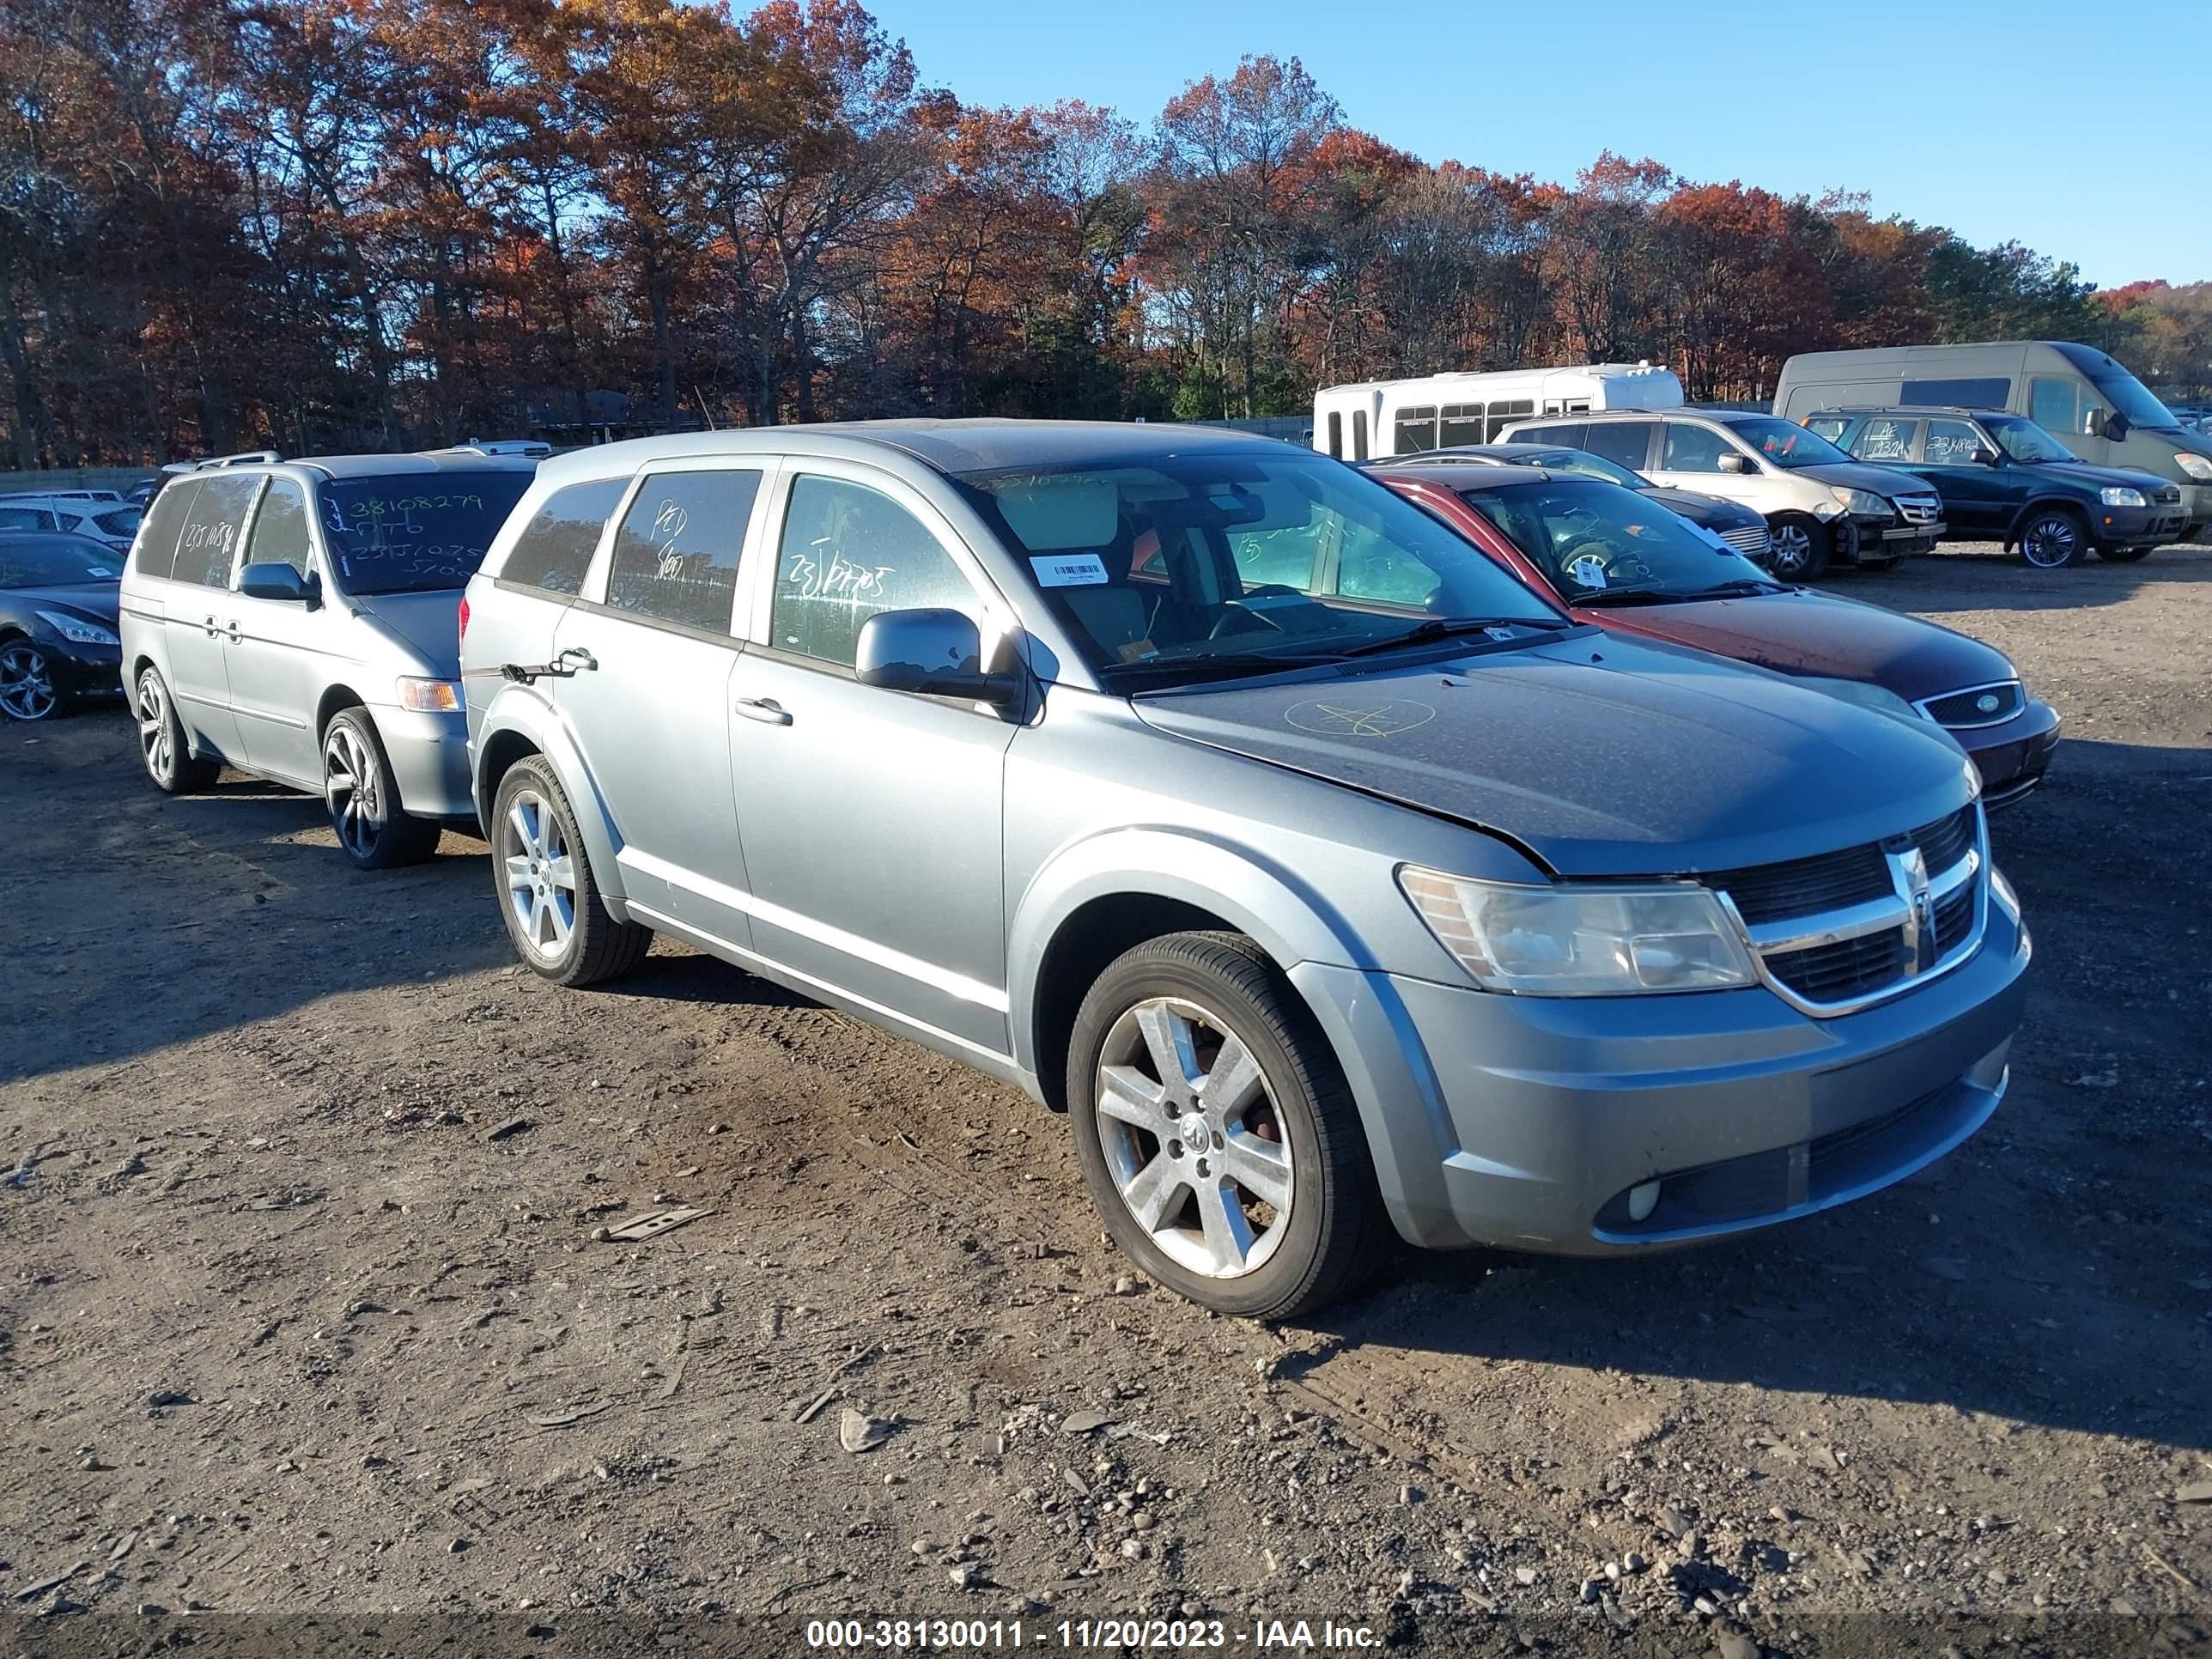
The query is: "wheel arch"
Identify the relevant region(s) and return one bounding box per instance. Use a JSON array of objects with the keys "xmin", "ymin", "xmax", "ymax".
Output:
[
  {"xmin": 2006, "ymin": 495, "xmax": 2091, "ymax": 541},
  {"xmin": 472, "ymin": 694, "xmax": 629, "ymax": 908},
  {"xmin": 314, "ymin": 683, "xmax": 368, "ymax": 740}
]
